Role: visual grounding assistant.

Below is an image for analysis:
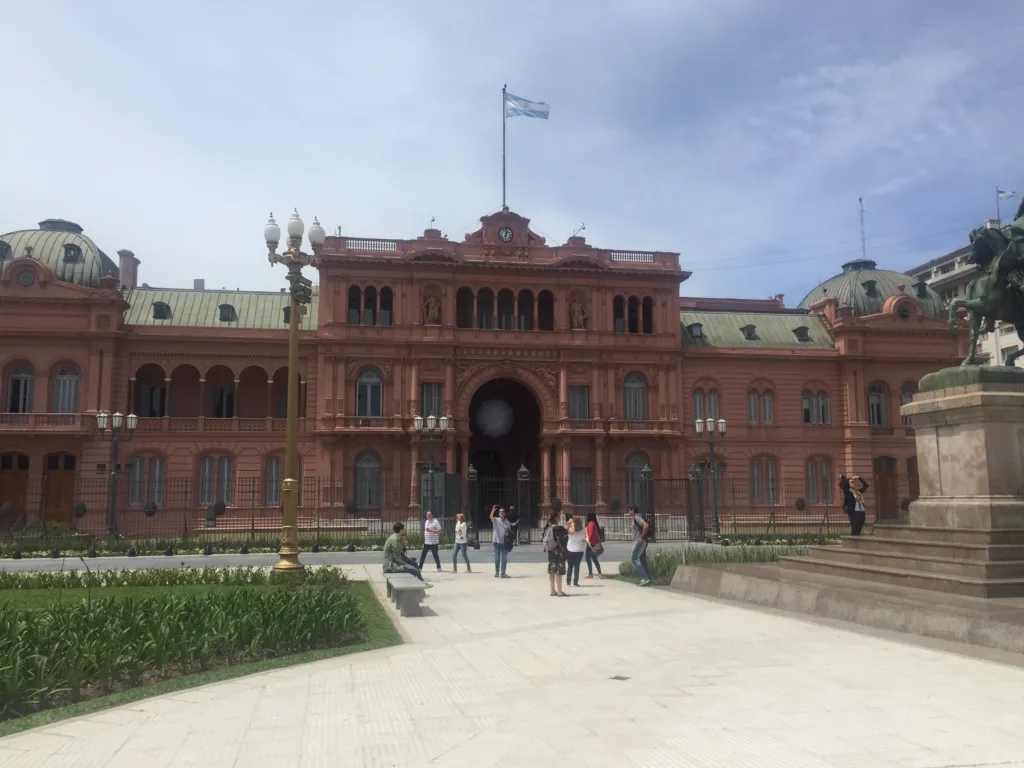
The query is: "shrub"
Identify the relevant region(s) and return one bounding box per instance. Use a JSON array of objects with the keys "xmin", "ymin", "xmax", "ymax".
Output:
[
  {"xmin": 0, "ymin": 580, "xmax": 364, "ymax": 719},
  {"xmin": 618, "ymin": 544, "xmax": 810, "ymax": 585},
  {"xmin": 0, "ymin": 565, "xmax": 349, "ymax": 591}
]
